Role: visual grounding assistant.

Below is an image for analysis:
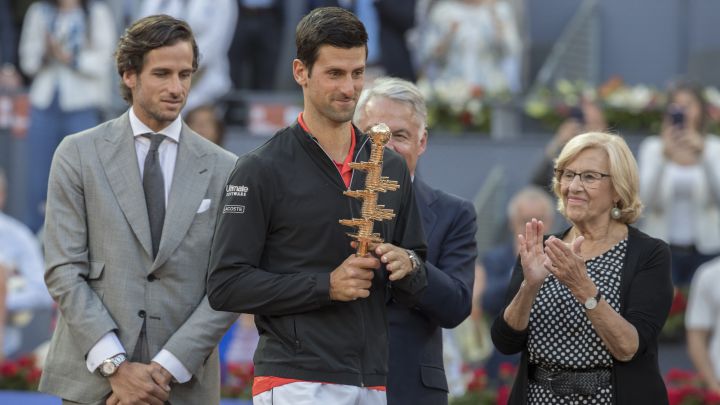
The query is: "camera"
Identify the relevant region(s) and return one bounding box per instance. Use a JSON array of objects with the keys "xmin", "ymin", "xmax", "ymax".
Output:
[
  {"xmin": 569, "ymin": 106, "xmax": 585, "ymax": 124},
  {"xmin": 668, "ymin": 105, "xmax": 685, "ymax": 128}
]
